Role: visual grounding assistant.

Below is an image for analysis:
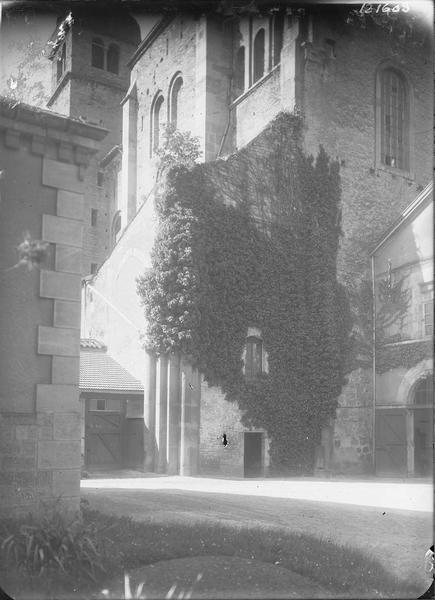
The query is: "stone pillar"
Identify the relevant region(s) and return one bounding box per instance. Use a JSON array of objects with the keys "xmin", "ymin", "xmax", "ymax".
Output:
[
  {"xmin": 143, "ymin": 351, "xmax": 156, "ymax": 471},
  {"xmin": 180, "ymin": 362, "xmax": 201, "ymax": 476},
  {"xmin": 155, "ymin": 355, "xmax": 168, "ymax": 473},
  {"xmin": 166, "ymin": 353, "xmax": 181, "ymax": 475},
  {"xmin": 0, "ymin": 102, "xmax": 106, "ymax": 518}
]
